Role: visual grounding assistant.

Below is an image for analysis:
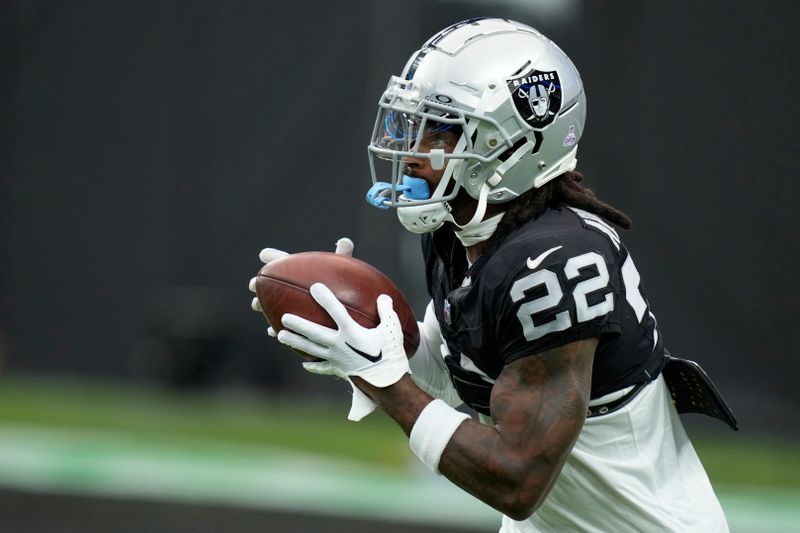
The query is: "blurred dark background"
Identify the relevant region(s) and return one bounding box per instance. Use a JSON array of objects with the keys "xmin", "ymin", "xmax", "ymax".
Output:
[{"xmin": 1, "ymin": 0, "xmax": 798, "ymax": 437}]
